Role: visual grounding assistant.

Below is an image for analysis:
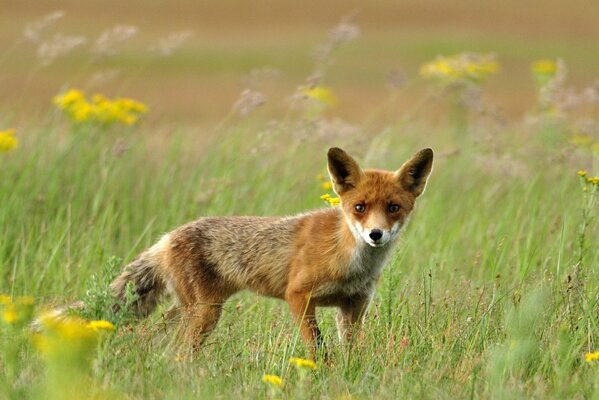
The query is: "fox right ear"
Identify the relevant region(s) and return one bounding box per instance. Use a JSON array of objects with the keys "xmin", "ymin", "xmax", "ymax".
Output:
[
  {"xmin": 395, "ymin": 148, "xmax": 434, "ymax": 197},
  {"xmin": 327, "ymin": 147, "xmax": 364, "ymax": 195}
]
